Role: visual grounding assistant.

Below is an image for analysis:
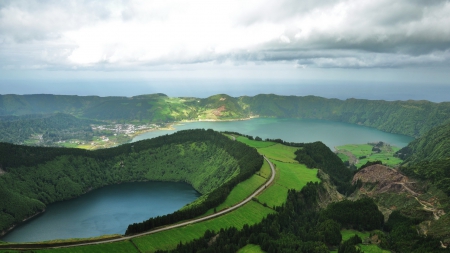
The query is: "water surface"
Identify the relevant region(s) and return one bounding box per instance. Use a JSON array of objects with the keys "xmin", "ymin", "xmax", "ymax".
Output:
[
  {"xmin": 133, "ymin": 118, "xmax": 414, "ymax": 148},
  {"xmin": 2, "ymin": 182, "xmax": 200, "ymax": 243}
]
